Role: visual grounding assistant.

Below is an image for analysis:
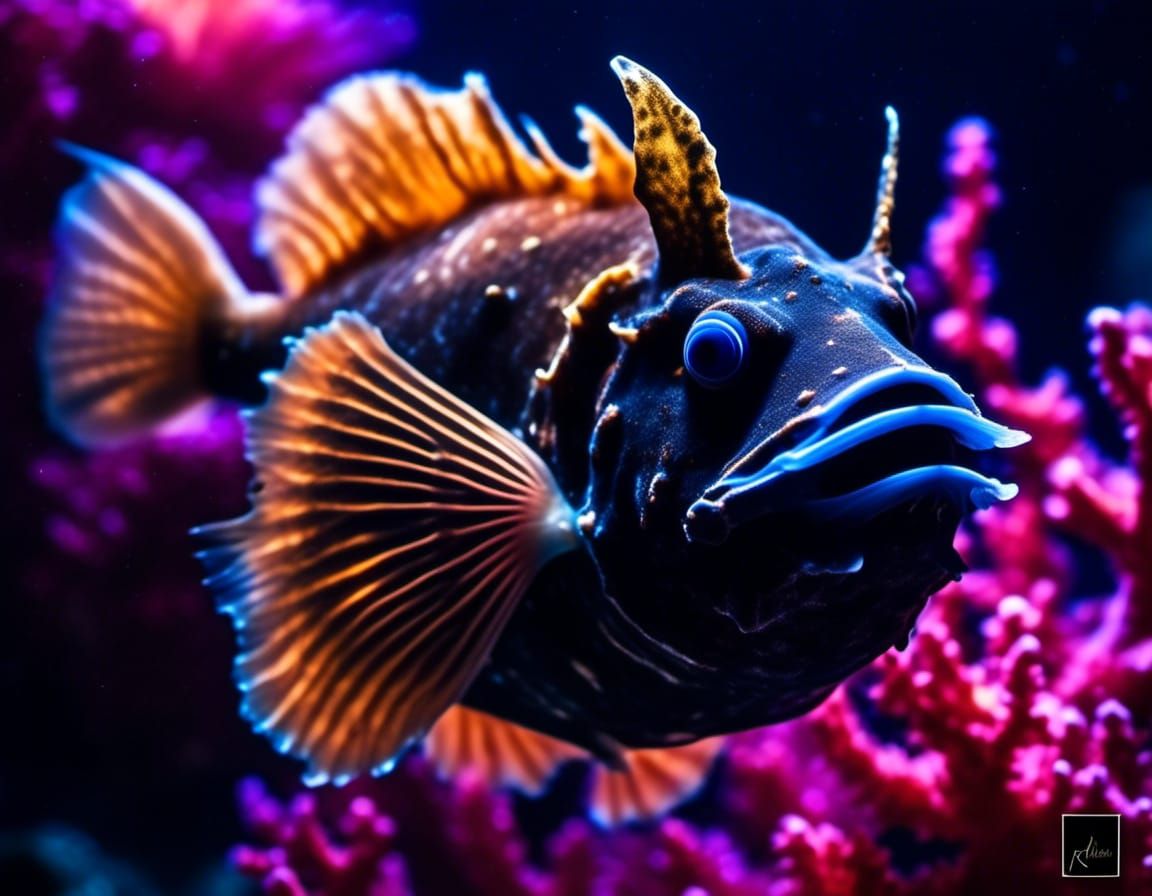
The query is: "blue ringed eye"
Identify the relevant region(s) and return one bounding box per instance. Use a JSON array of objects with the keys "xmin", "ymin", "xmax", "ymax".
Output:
[{"xmin": 684, "ymin": 310, "xmax": 748, "ymax": 387}]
